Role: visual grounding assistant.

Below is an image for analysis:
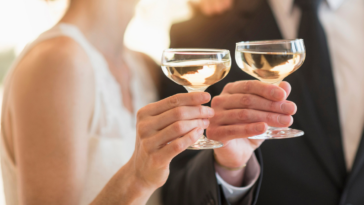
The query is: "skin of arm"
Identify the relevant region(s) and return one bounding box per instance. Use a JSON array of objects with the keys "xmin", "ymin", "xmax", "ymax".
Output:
[
  {"xmin": 10, "ymin": 36, "xmax": 214, "ymax": 204},
  {"xmin": 208, "ymin": 81, "xmax": 296, "ymax": 186},
  {"xmin": 10, "ymin": 36, "xmax": 95, "ymax": 204},
  {"xmin": 92, "ymin": 92, "xmax": 214, "ymax": 204}
]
